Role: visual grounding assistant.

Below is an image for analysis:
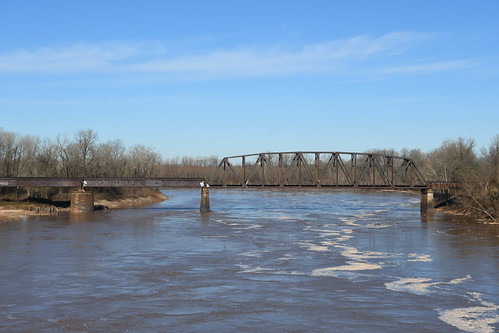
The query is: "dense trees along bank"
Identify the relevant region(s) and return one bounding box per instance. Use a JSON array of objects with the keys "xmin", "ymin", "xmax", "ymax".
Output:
[{"xmin": 0, "ymin": 128, "xmax": 497, "ymax": 220}]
